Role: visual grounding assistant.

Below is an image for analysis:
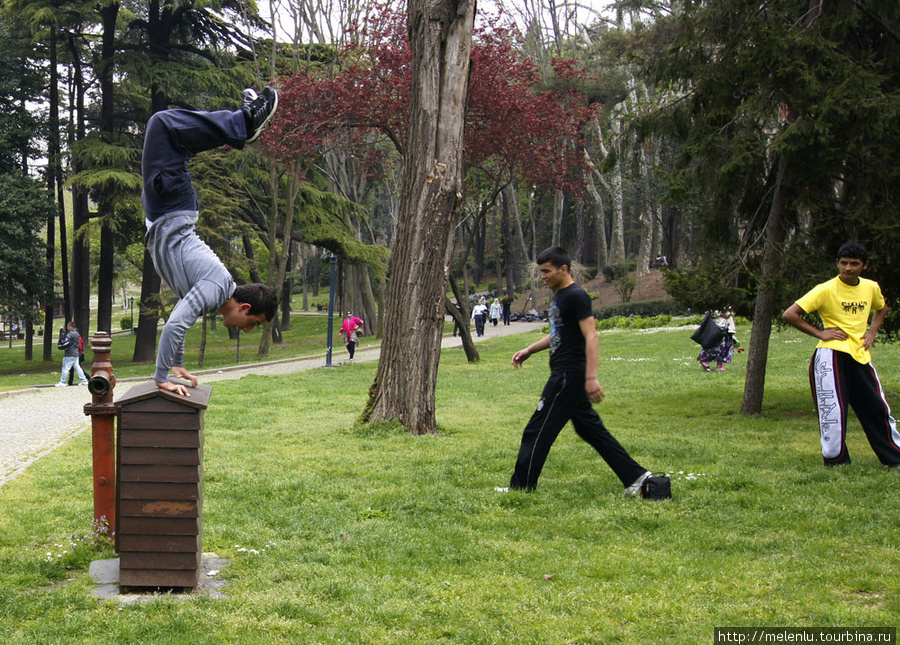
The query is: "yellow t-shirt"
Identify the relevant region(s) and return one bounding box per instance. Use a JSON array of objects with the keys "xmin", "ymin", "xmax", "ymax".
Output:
[{"xmin": 795, "ymin": 276, "xmax": 885, "ymax": 364}]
